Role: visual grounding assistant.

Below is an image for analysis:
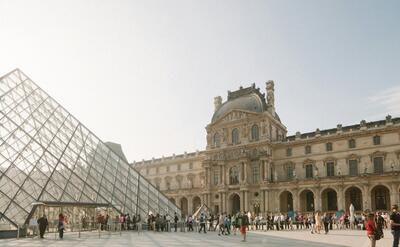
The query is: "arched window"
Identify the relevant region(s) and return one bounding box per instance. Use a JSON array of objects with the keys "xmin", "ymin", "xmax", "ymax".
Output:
[
  {"xmin": 229, "ymin": 166, "xmax": 240, "ymax": 185},
  {"xmin": 232, "ymin": 128, "xmax": 239, "ymax": 144},
  {"xmin": 251, "ymin": 124, "xmax": 259, "ymax": 141},
  {"xmin": 213, "ymin": 133, "xmax": 220, "ymax": 147}
]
